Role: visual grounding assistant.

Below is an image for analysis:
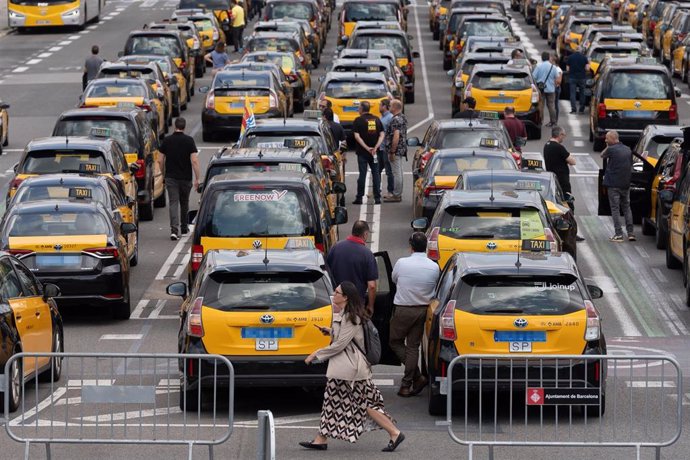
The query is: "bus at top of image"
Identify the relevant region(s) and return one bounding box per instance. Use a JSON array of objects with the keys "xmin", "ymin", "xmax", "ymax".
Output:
[{"xmin": 8, "ymin": 0, "xmax": 104, "ymax": 30}]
